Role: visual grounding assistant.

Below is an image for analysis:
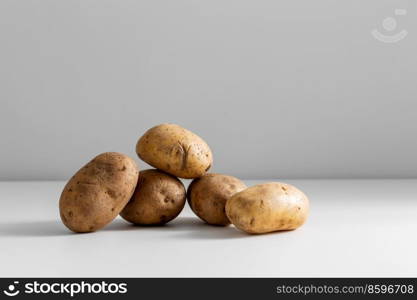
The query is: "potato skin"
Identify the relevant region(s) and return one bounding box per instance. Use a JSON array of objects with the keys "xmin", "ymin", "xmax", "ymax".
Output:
[
  {"xmin": 136, "ymin": 124, "xmax": 213, "ymax": 179},
  {"xmin": 226, "ymin": 182, "xmax": 309, "ymax": 234},
  {"xmin": 120, "ymin": 169, "xmax": 186, "ymax": 225},
  {"xmin": 187, "ymin": 174, "xmax": 247, "ymax": 226},
  {"xmin": 59, "ymin": 152, "xmax": 139, "ymax": 233}
]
